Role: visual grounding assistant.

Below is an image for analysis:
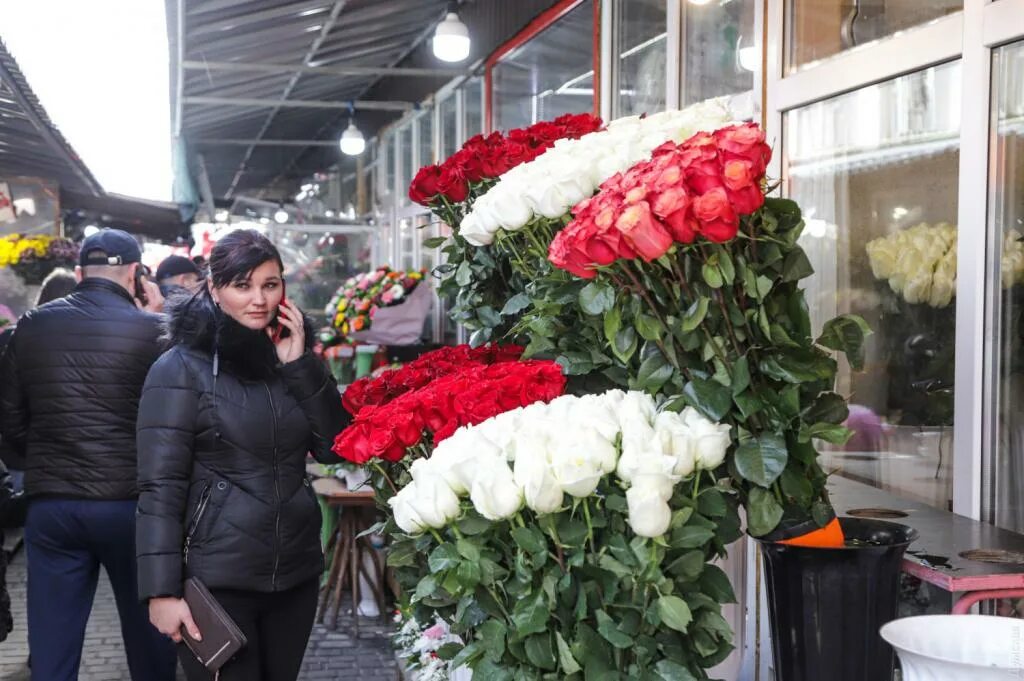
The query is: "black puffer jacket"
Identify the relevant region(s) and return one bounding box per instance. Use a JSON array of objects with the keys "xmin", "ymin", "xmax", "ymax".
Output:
[
  {"xmin": 0, "ymin": 278, "xmax": 162, "ymax": 497},
  {"xmin": 136, "ymin": 294, "xmax": 349, "ymax": 600}
]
